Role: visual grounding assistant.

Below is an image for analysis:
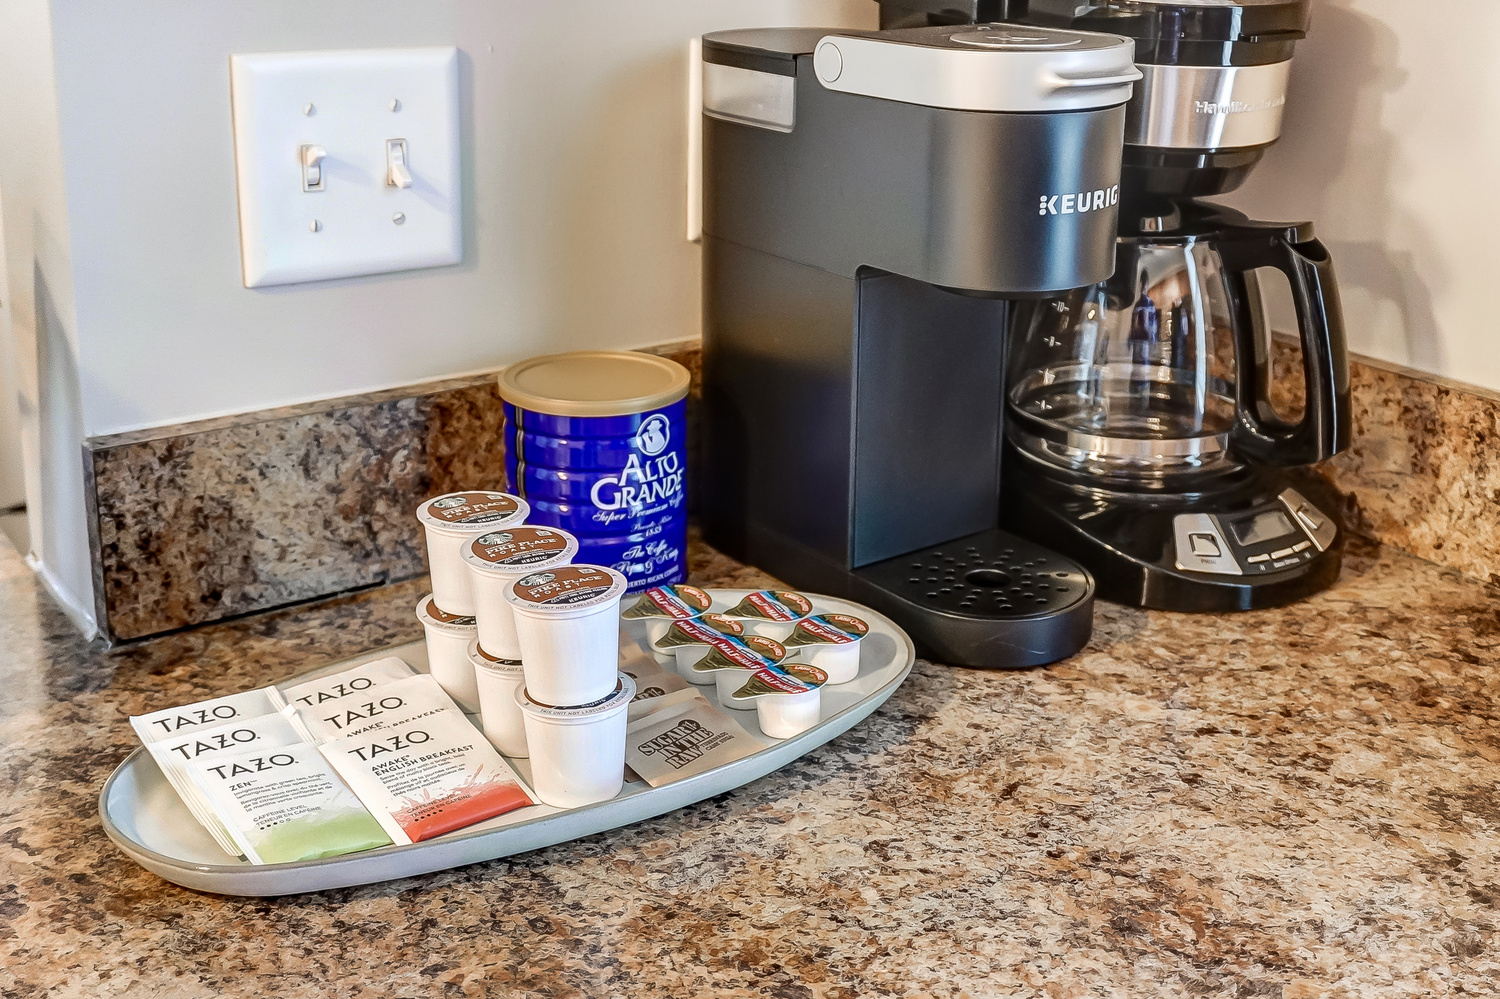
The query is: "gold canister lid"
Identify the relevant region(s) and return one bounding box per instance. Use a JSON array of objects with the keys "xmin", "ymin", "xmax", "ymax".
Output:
[{"xmin": 497, "ymin": 351, "xmax": 689, "ymax": 418}]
